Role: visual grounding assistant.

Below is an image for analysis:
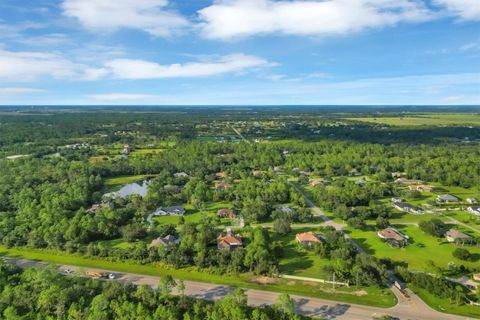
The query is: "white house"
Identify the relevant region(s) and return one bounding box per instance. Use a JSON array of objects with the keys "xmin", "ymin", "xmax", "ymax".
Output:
[{"xmin": 467, "ymin": 206, "xmax": 480, "ymax": 216}]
